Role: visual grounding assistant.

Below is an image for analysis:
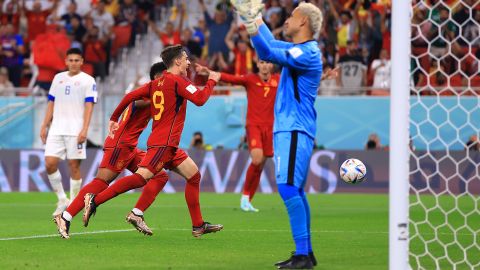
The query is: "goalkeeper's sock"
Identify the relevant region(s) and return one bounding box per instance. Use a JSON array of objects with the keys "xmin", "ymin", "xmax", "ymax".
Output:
[
  {"xmin": 65, "ymin": 178, "xmax": 108, "ymax": 217},
  {"xmin": 134, "ymin": 172, "xmax": 168, "ymax": 212},
  {"xmin": 69, "ymin": 178, "xmax": 82, "ymax": 200},
  {"xmin": 48, "ymin": 170, "xmax": 67, "ymax": 201},
  {"xmin": 185, "ymin": 172, "xmax": 204, "ymax": 227},
  {"xmin": 299, "ymin": 188, "xmax": 313, "ymax": 253},
  {"xmin": 94, "ymin": 173, "xmax": 146, "ymax": 205},
  {"xmin": 278, "ymin": 184, "xmax": 309, "ymax": 256}
]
